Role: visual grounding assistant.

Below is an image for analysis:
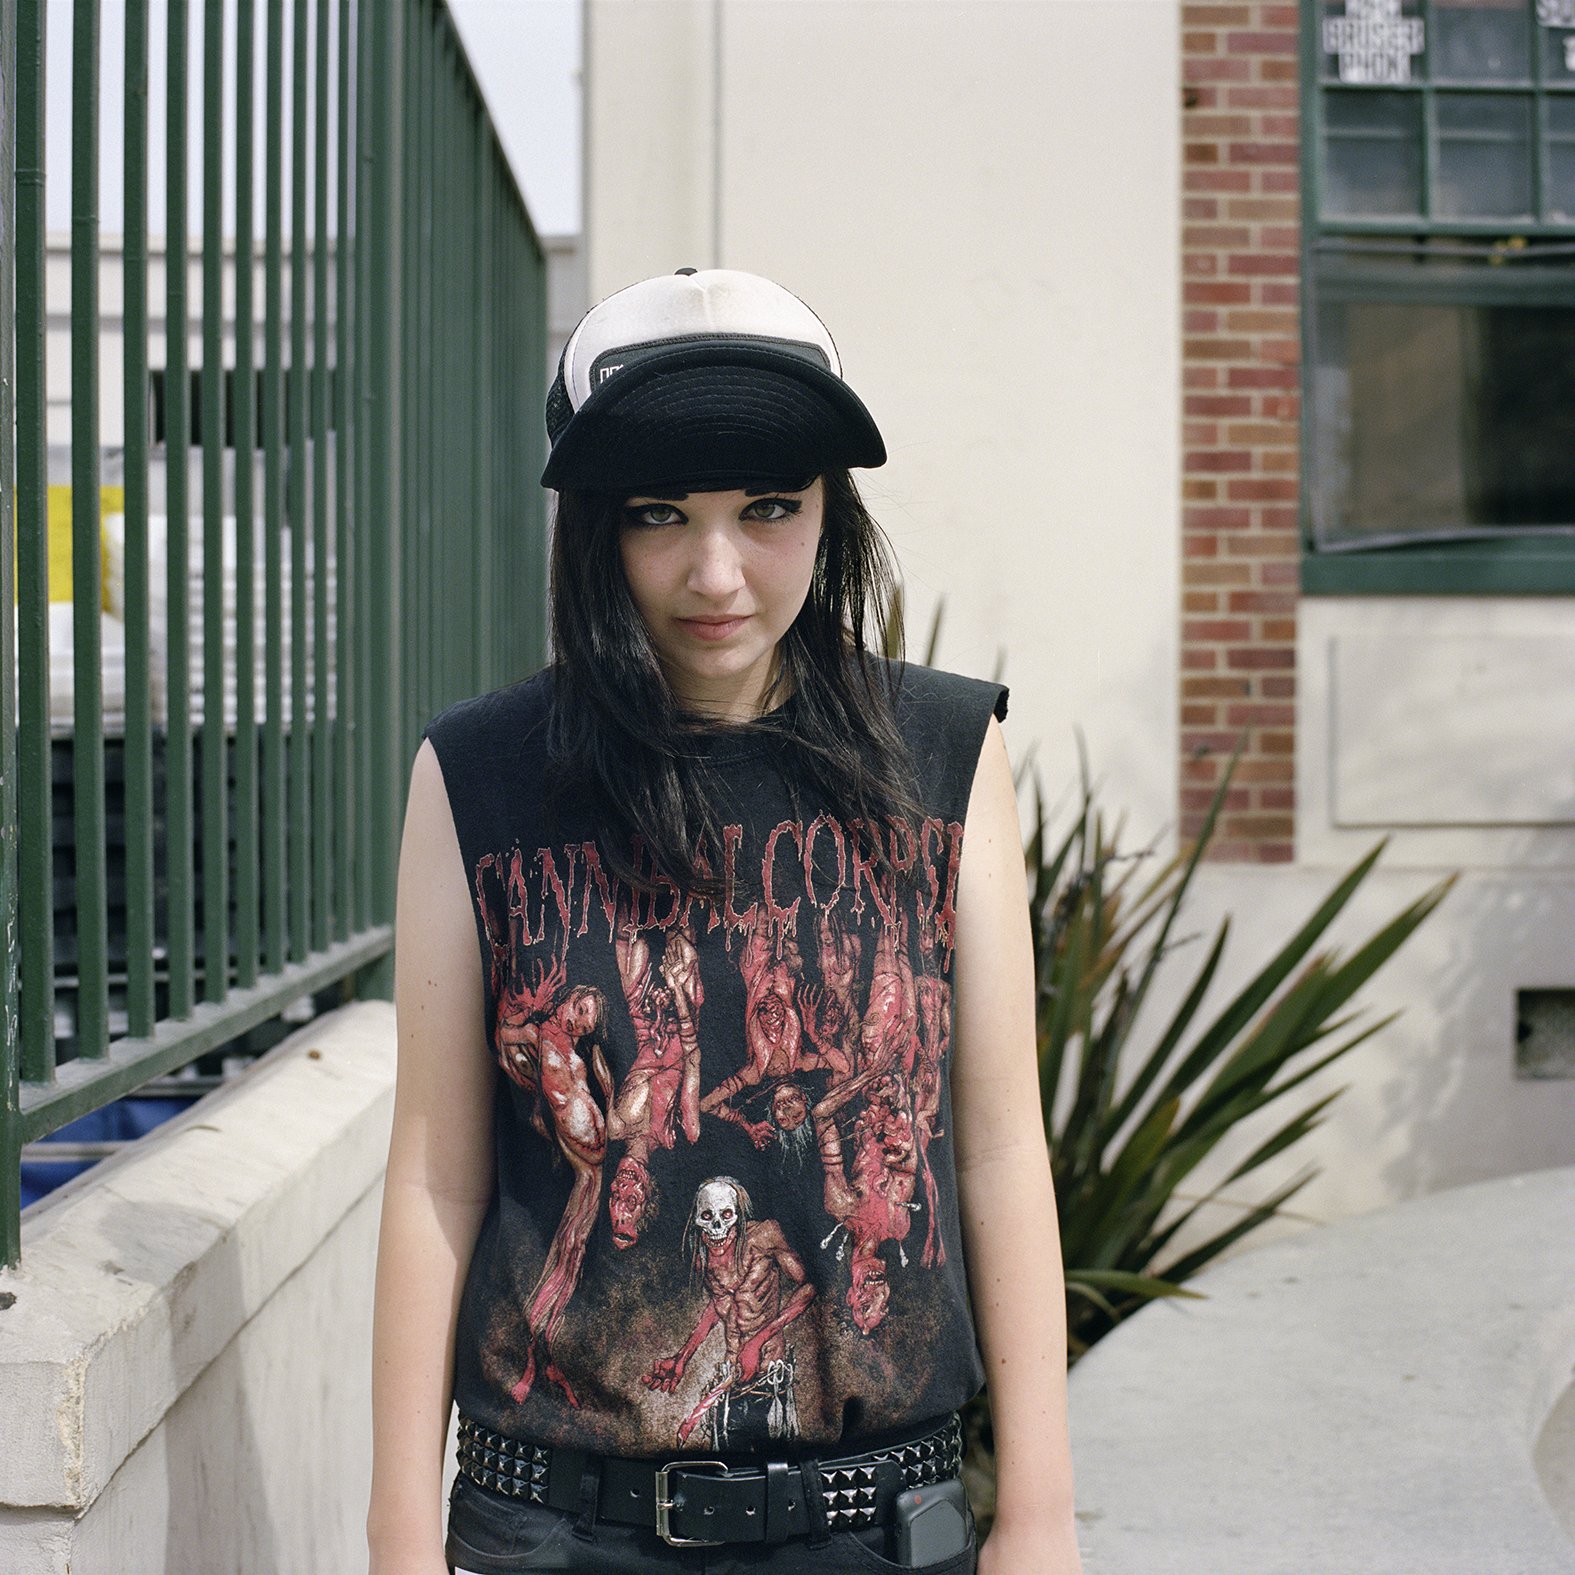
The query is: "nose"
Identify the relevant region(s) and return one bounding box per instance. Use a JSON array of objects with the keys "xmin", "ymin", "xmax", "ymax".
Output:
[{"xmin": 685, "ymin": 522, "xmax": 746, "ymax": 600}]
